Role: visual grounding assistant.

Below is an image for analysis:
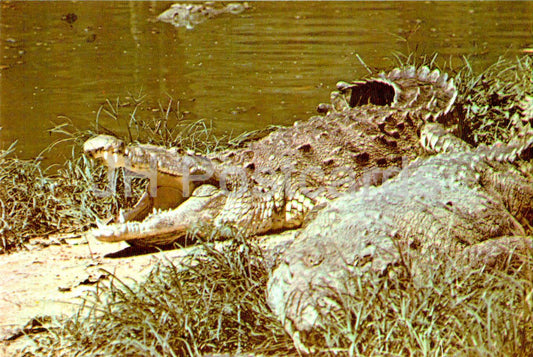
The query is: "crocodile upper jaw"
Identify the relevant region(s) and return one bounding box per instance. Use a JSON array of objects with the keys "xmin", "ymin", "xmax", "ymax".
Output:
[{"xmin": 83, "ymin": 135, "xmax": 127, "ymax": 168}]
